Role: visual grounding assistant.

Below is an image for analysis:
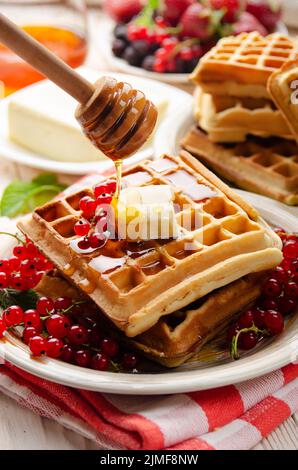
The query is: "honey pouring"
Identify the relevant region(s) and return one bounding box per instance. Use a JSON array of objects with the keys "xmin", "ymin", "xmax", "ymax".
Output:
[{"xmin": 0, "ymin": 13, "xmax": 158, "ymax": 198}]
